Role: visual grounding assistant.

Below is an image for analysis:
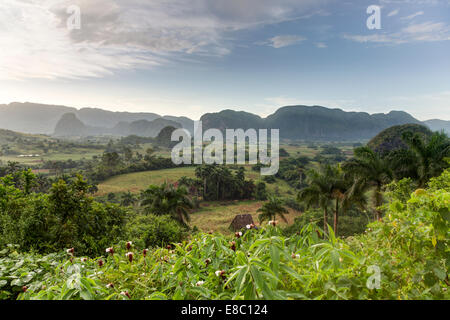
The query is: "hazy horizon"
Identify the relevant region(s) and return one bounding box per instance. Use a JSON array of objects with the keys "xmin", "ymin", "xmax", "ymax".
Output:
[
  {"xmin": 1, "ymin": 0, "xmax": 449, "ymax": 120},
  {"xmin": 1, "ymin": 100, "xmax": 449, "ymax": 122}
]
